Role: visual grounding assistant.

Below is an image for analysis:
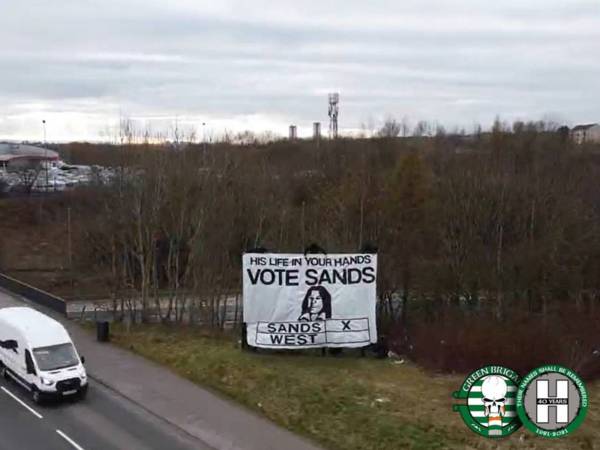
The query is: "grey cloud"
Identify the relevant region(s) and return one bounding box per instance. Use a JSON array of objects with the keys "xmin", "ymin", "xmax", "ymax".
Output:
[{"xmin": 0, "ymin": 0, "xmax": 599, "ymax": 140}]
